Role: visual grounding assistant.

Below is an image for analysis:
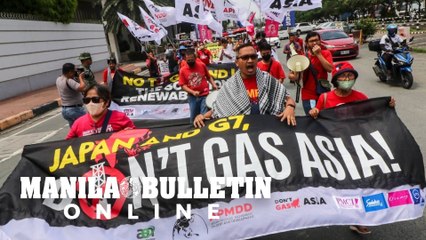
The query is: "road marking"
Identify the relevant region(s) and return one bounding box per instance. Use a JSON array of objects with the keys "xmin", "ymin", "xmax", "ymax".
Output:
[
  {"xmin": 0, "ymin": 111, "xmax": 61, "ymax": 144},
  {"xmin": 0, "ymin": 124, "xmax": 66, "ymax": 163}
]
